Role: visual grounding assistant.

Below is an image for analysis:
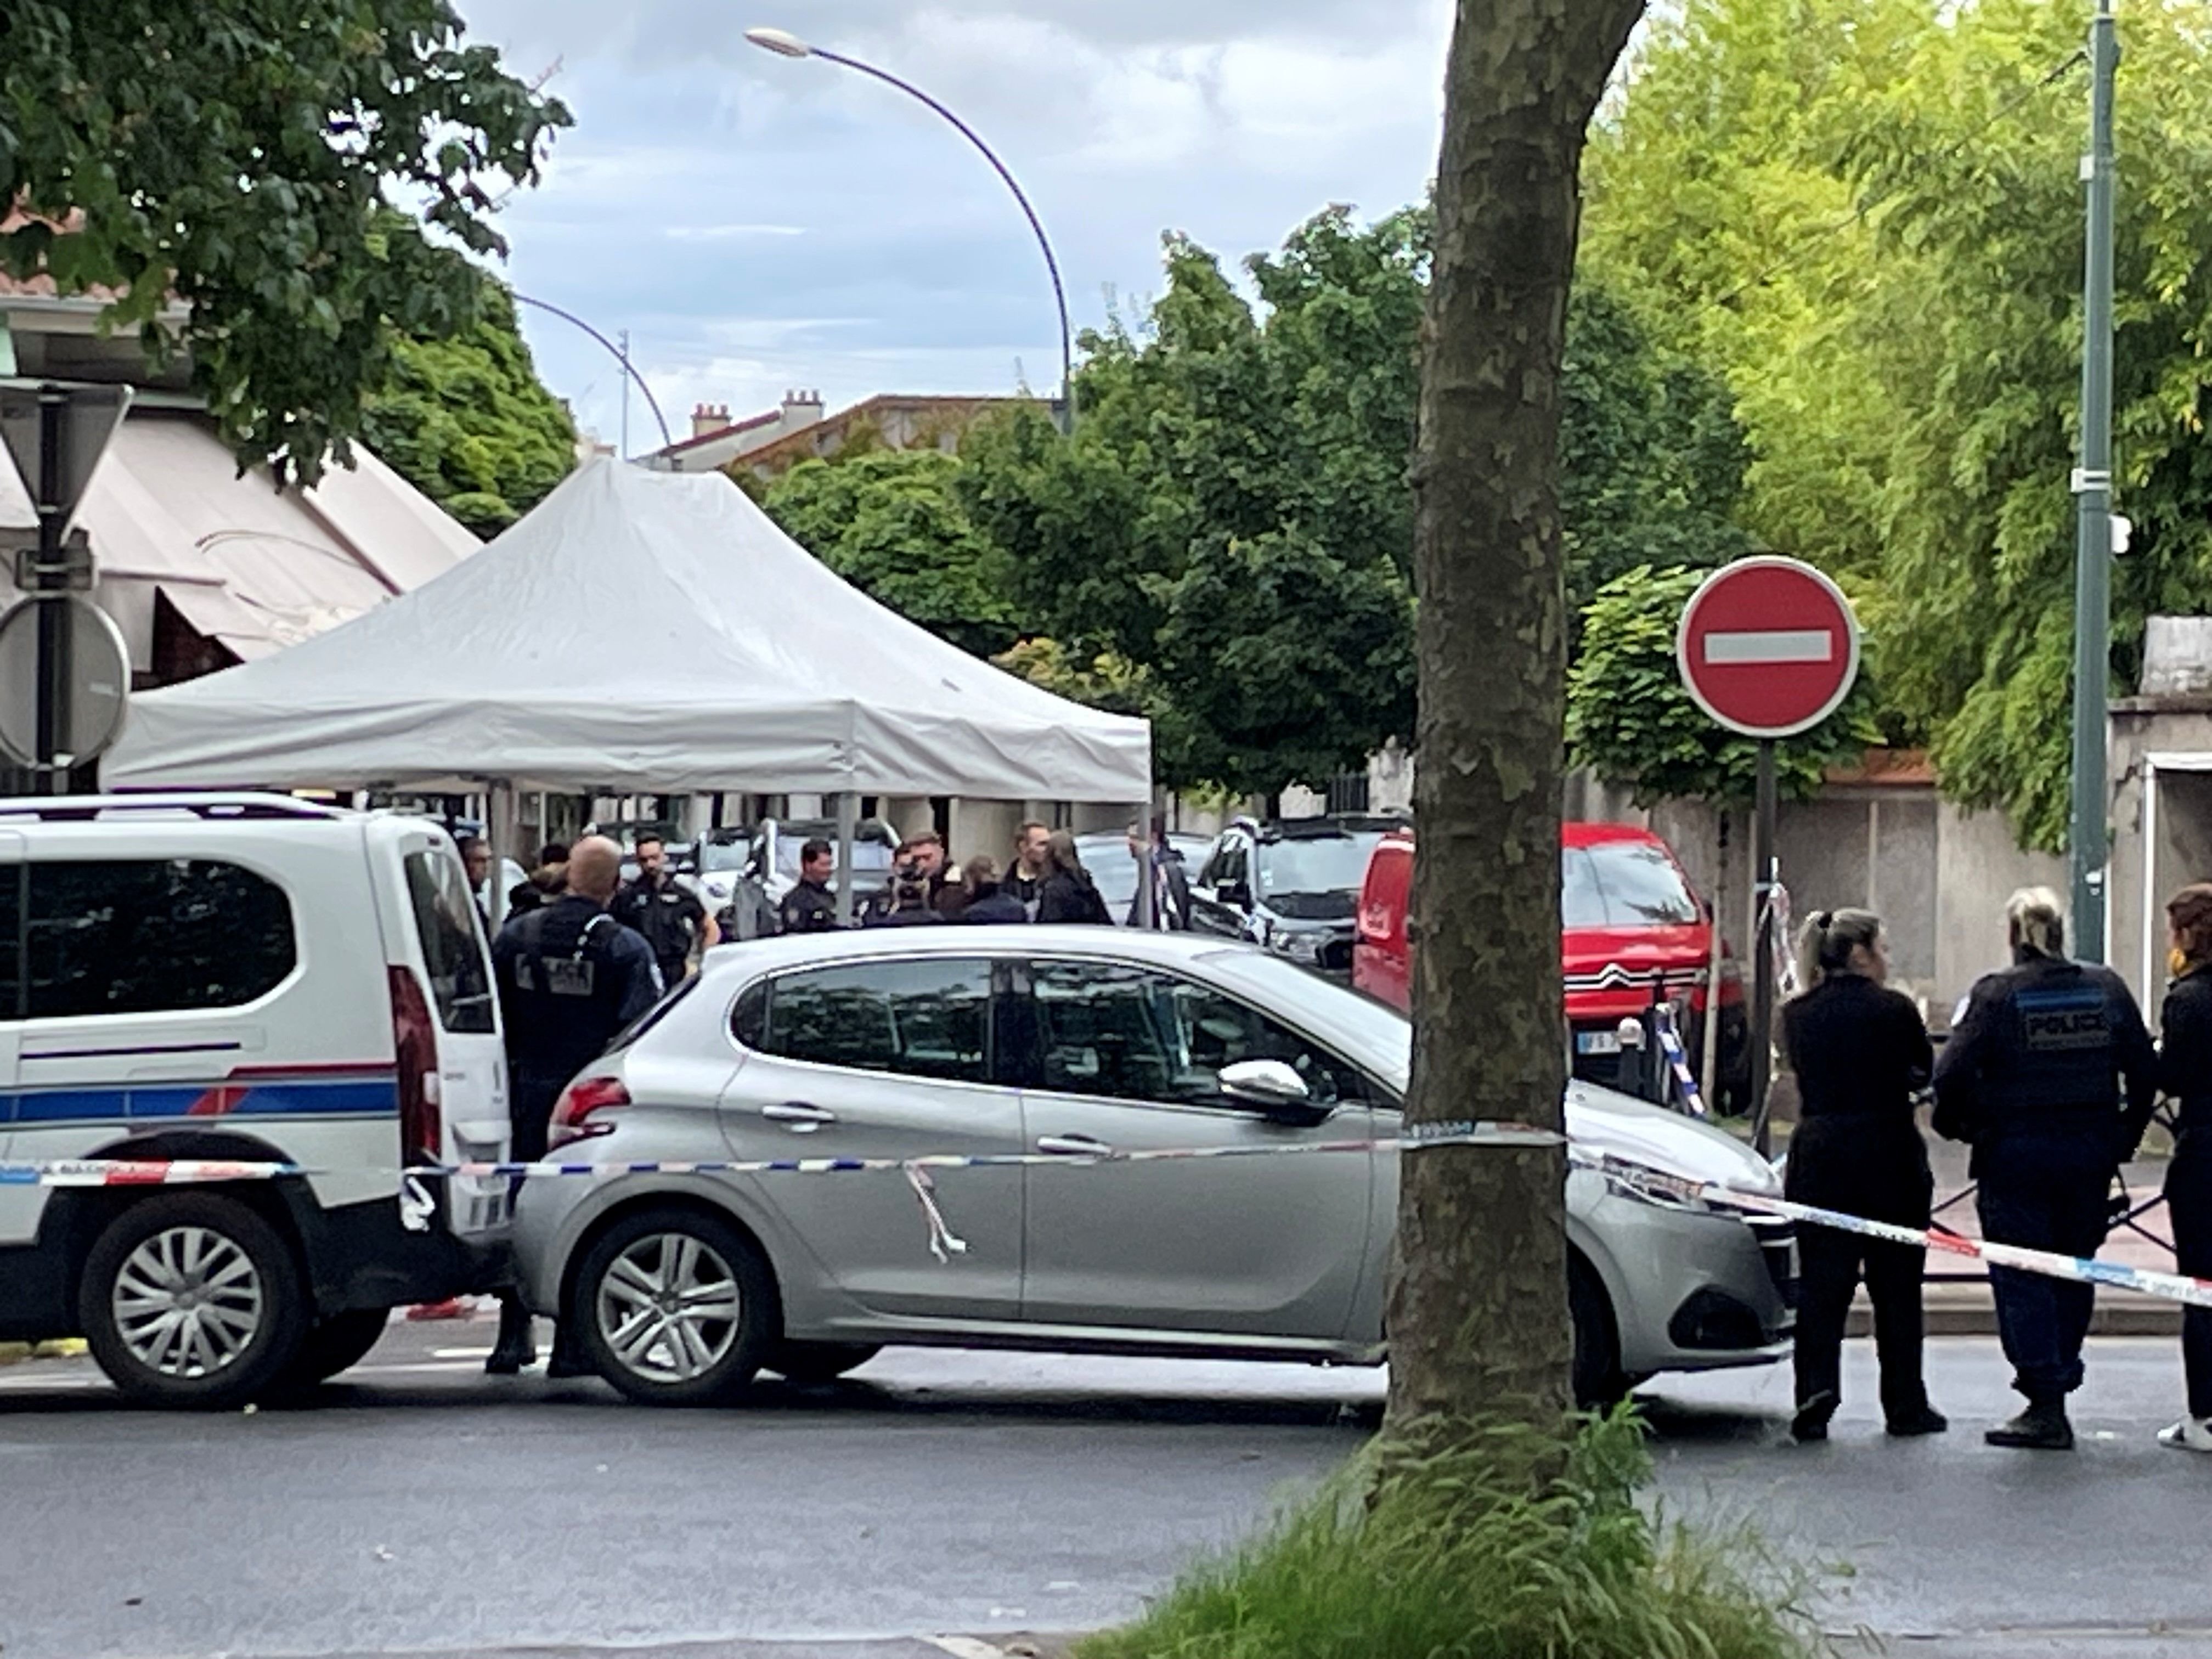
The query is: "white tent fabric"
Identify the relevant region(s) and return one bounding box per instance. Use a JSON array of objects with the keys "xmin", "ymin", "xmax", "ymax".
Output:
[{"xmin": 102, "ymin": 460, "xmax": 1152, "ymax": 801}]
